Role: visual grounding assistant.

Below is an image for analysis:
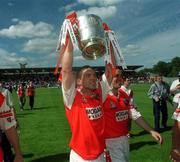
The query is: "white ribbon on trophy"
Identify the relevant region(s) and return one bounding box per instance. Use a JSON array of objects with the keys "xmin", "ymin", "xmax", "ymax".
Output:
[
  {"xmin": 106, "ymin": 30, "xmax": 127, "ymax": 69},
  {"xmin": 56, "ymin": 19, "xmax": 79, "ymax": 52},
  {"xmin": 55, "ymin": 13, "xmax": 79, "ymax": 77}
]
